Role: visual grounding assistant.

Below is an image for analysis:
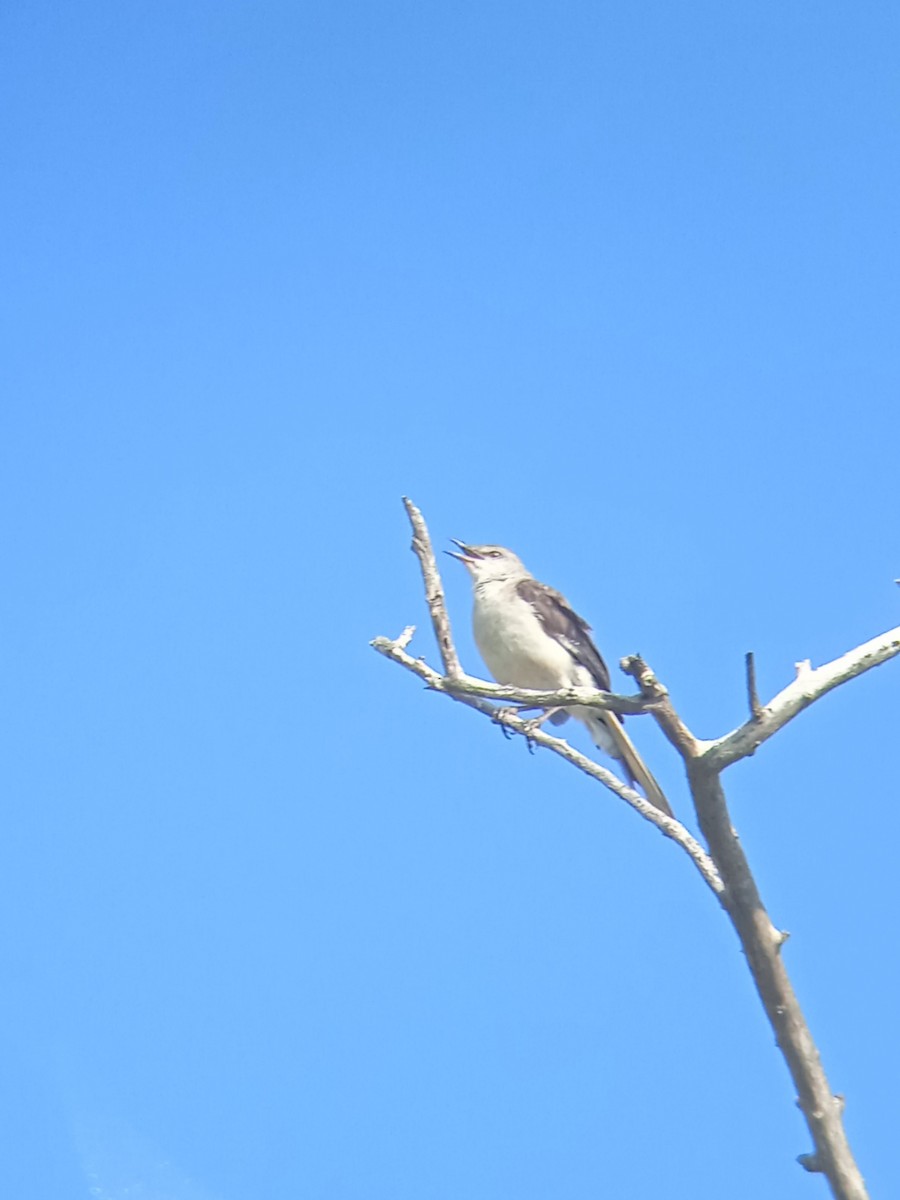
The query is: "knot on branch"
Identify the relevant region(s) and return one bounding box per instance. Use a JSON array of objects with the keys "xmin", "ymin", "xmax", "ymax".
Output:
[
  {"xmin": 619, "ymin": 655, "xmax": 701, "ymax": 759},
  {"xmin": 620, "ymin": 655, "xmax": 668, "ymax": 702}
]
